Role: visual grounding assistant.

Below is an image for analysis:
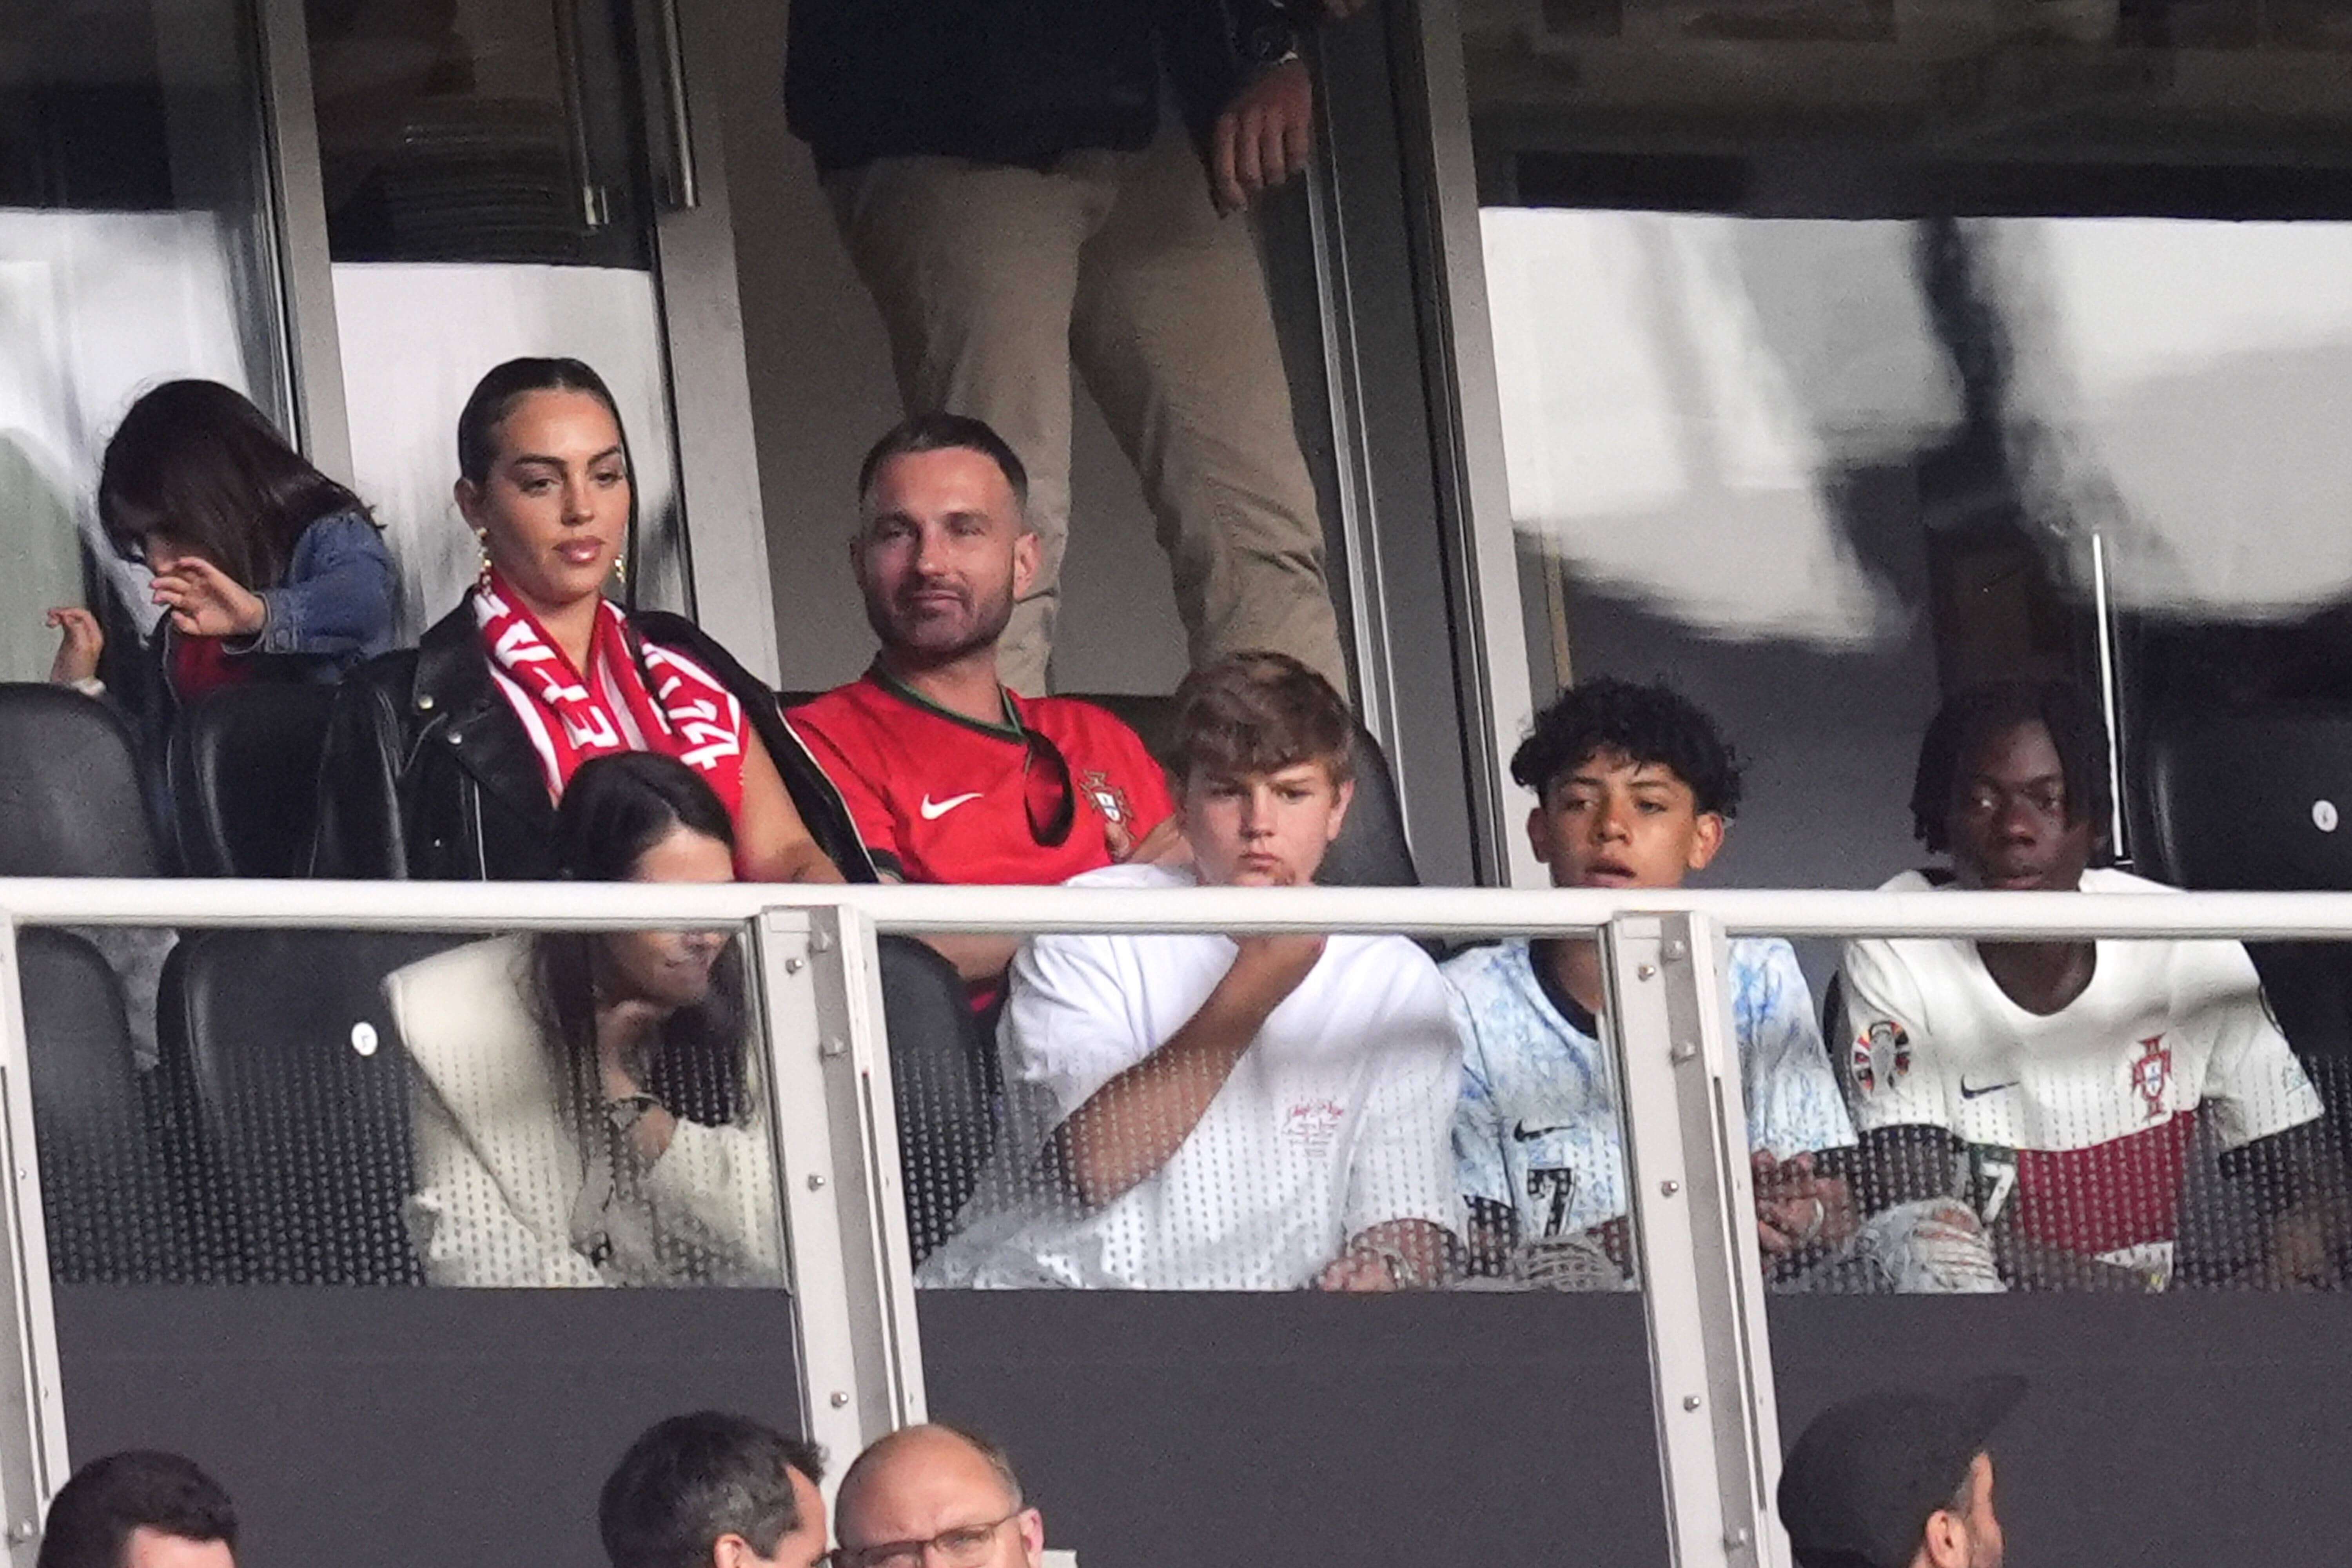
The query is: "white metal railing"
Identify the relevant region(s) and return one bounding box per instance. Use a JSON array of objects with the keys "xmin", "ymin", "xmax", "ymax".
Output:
[
  {"xmin": 11, "ymin": 877, "xmax": 2352, "ymax": 938},
  {"xmin": 4, "ymin": 879, "xmax": 2351, "ymax": 1568}
]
